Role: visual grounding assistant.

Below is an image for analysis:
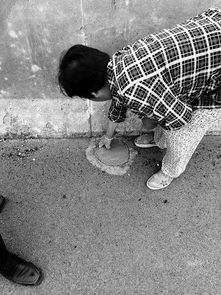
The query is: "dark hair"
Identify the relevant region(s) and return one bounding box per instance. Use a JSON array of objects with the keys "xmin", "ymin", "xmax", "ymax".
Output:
[{"xmin": 58, "ymin": 44, "xmax": 110, "ymax": 98}]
